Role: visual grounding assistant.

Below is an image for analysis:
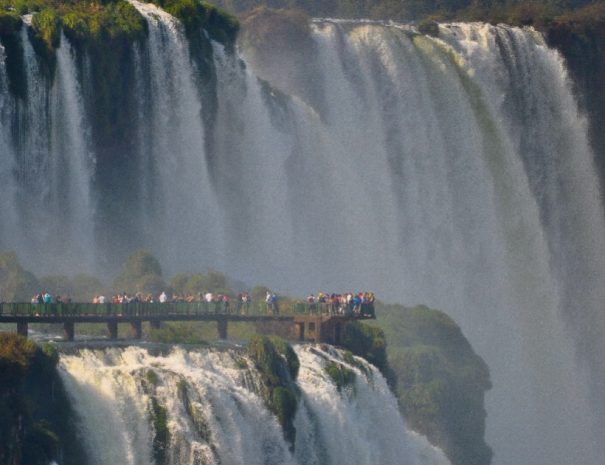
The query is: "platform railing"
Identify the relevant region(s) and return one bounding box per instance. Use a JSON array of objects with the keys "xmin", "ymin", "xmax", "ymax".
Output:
[{"xmin": 0, "ymin": 301, "xmax": 376, "ymax": 318}]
